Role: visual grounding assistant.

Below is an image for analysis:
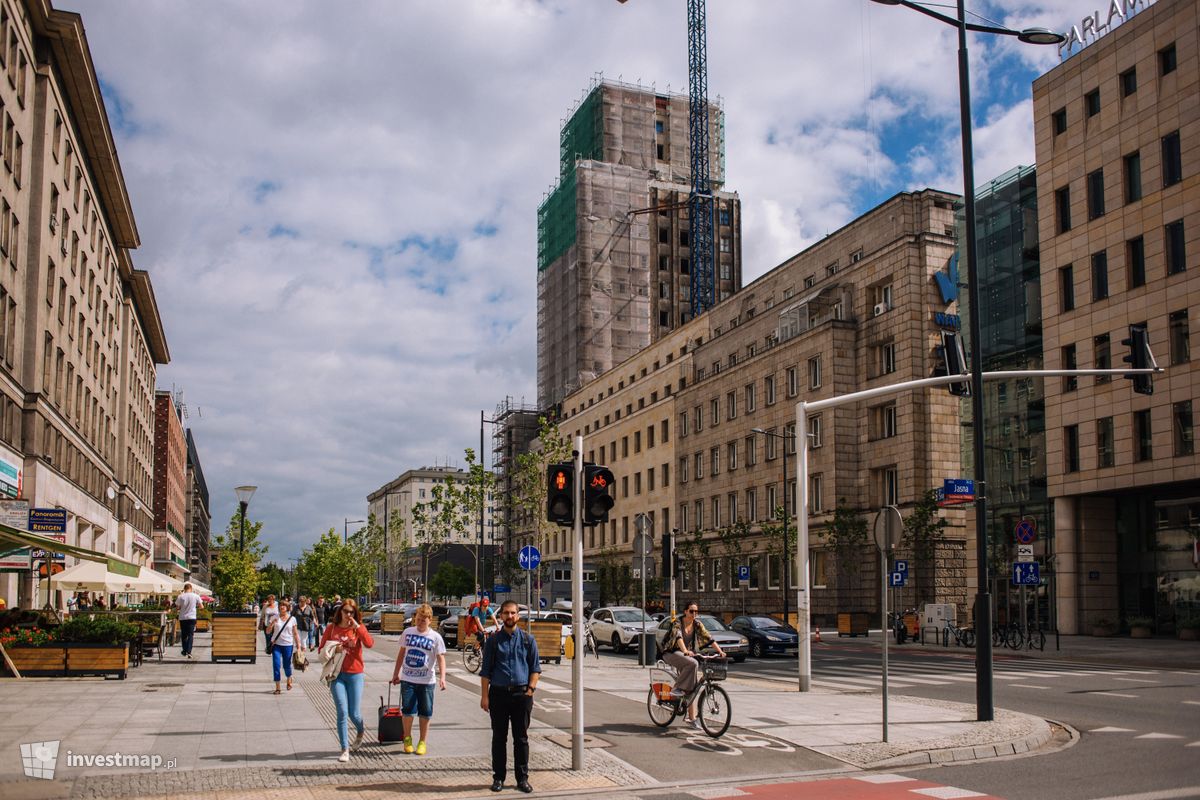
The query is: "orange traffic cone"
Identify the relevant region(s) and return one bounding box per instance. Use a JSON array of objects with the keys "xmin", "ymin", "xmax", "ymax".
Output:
[{"xmin": 813, "ymin": 626, "xmax": 822, "ymax": 644}]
